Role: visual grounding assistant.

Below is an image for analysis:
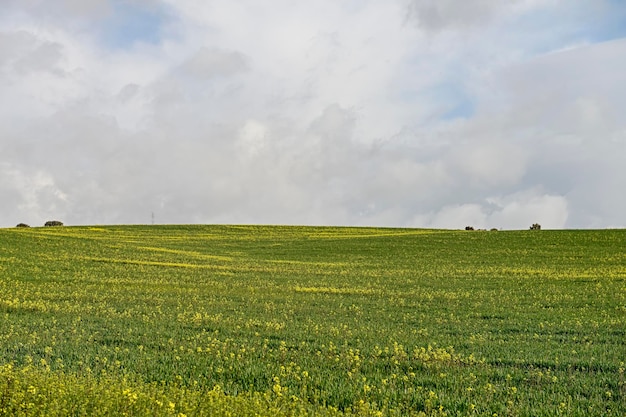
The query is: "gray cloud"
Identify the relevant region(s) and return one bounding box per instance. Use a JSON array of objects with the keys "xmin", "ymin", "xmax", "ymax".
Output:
[
  {"xmin": 2, "ymin": 0, "xmax": 112, "ymax": 24},
  {"xmin": 0, "ymin": 31, "xmax": 63, "ymax": 73},
  {"xmin": 181, "ymin": 47, "xmax": 249, "ymax": 79},
  {"xmin": 406, "ymin": 0, "xmax": 510, "ymax": 32}
]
